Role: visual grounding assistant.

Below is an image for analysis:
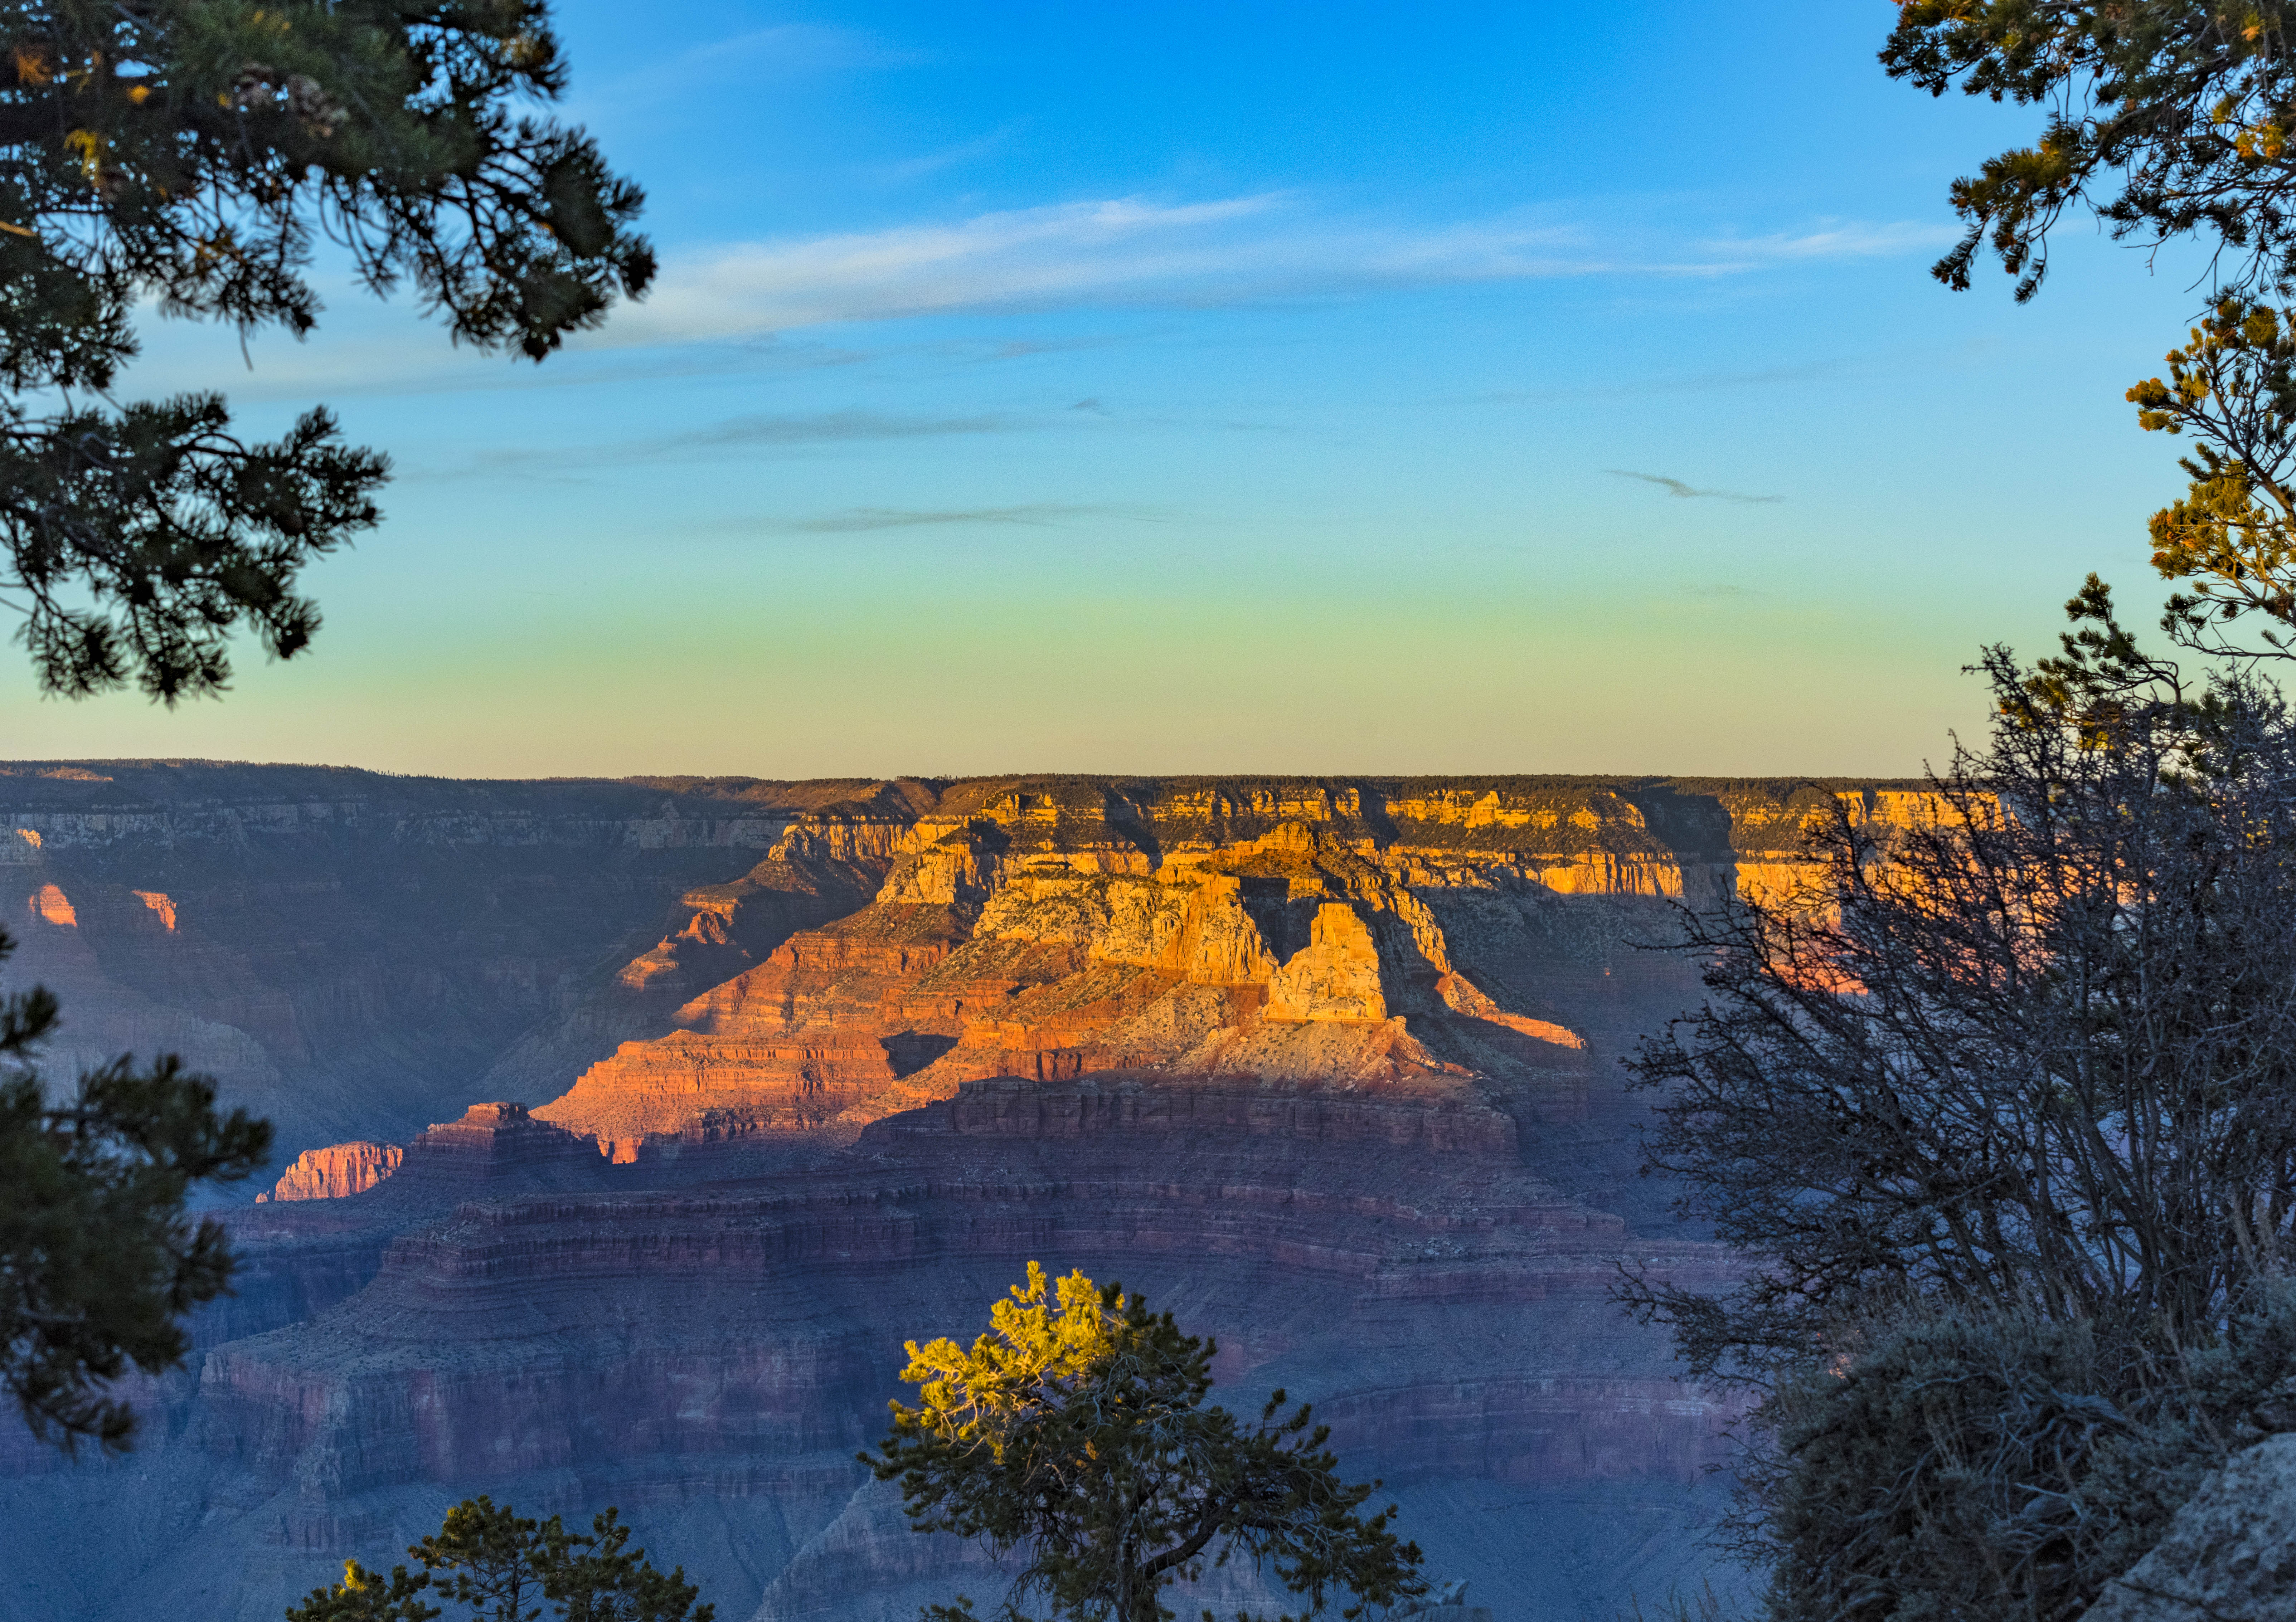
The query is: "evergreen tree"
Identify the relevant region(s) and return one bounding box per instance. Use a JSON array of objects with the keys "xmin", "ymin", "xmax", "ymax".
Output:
[
  {"xmin": 1597, "ymin": 9, "xmax": 2296, "ymax": 1616},
  {"xmin": 867, "ymin": 1262, "xmax": 1424, "ymax": 1622},
  {"xmin": 1885, "ymin": 3, "xmax": 2296, "ymax": 301},
  {"xmin": 0, "ymin": 0, "xmax": 645, "ymax": 1456},
  {"xmin": 1885, "ymin": 6, "xmax": 2296, "ymax": 658},
  {"xmin": 0, "ymin": 0, "xmax": 651, "ymax": 698},
  {"xmin": 0, "ymin": 921, "xmax": 271, "ymax": 1450},
  {"xmin": 286, "ymin": 1495, "xmax": 713, "ymax": 1622}
]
